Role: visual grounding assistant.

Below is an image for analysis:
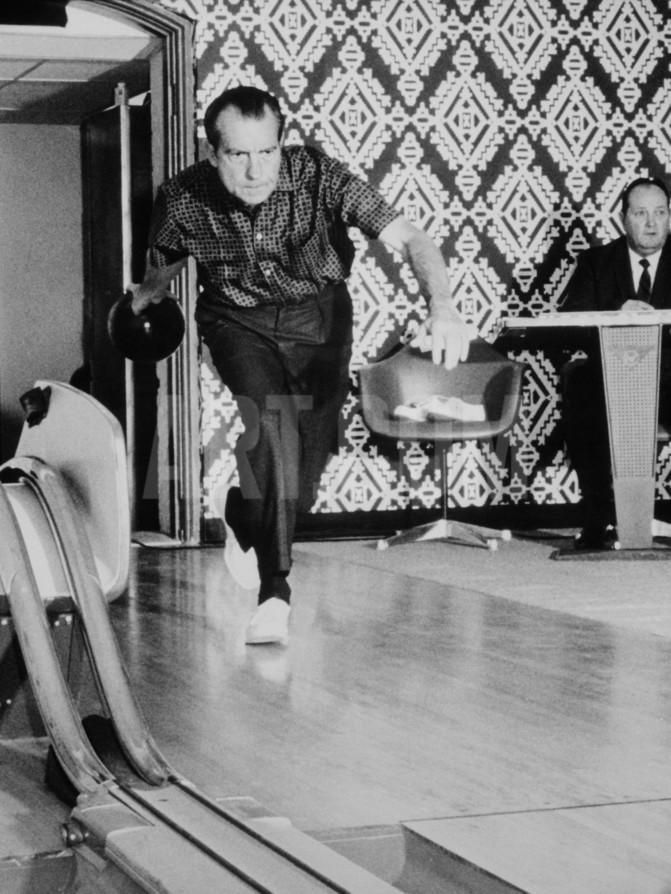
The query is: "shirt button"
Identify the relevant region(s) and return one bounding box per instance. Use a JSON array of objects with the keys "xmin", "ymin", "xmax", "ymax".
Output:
[{"xmin": 256, "ymin": 232, "xmax": 263, "ymax": 242}]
